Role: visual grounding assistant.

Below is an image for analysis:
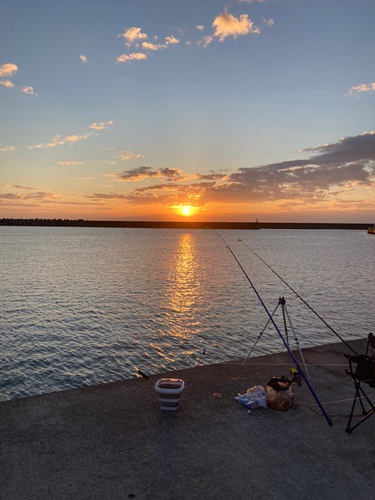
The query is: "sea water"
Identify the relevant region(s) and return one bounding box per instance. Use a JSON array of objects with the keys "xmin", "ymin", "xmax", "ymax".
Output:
[{"xmin": 1, "ymin": 226, "xmax": 374, "ymax": 401}]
